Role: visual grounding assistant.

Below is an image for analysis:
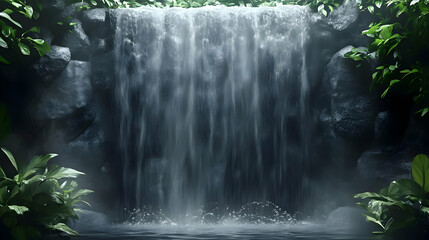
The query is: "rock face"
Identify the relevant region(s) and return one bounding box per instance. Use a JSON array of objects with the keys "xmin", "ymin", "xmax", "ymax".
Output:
[
  {"xmin": 327, "ymin": 0, "xmax": 359, "ymax": 31},
  {"xmin": 33, "ymin": 45, "xmax": 71, "ymax": 82},
  {"xmin": 82, "ymin": 8, "xmax": 107, "ymax": 38},
  {"xmin": 328, "ymin": 46, "xmax": 375, "ymax": 140},
  {"xmin": 37, "ymin": 60, "xmax": 92, "ymax": 119},
  {"xmin": 91, "ymin": 52, "xmax": 114, "ymax": 91},
  {"xmin": 357, "ymin": 145, "xmax": 420, "ymax": 190},
  {"xmin": 62, "ymin": 19, "xmax": 91, "ymax": 61}
]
